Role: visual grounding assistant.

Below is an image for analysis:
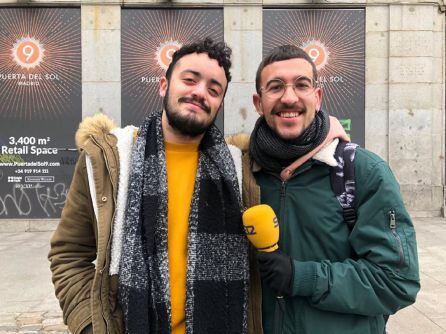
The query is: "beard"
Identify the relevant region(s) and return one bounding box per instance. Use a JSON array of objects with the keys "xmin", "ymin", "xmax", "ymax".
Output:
[{"xmin": 163, "ymin": 87, "xmax": 218, "ymax": 138}]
